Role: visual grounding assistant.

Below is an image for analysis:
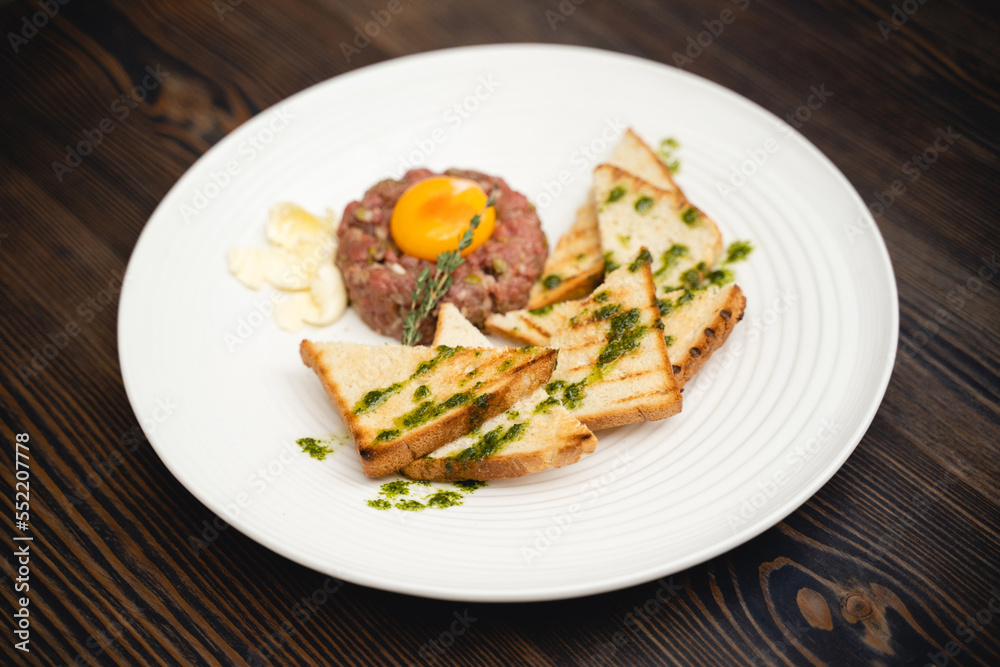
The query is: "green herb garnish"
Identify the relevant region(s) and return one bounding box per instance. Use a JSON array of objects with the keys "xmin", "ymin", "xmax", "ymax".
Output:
[
  {"xmin": 528, "ymin": 304, "xmax": 555, "ymax": 316},
  {"xmin": 606, "ymin": 186, "xmax": 627, "ymax": 203},
  {"xmin": 657, "ymin": 137, "xmax": 680, "ymax": 173},
  {"xmin": 603, "ymin": 251, "xmax": 620, "ymax": 274},
  {"xmin": 542, "ymin": 274, "xmax": 563, "ymax": 290},
  {"xmin": 629, "ymin": 247, "xmax": 653, "ymax": 272},
  {"xmin": 681, "ymin": 207, "xmax": 701, "ymax": 225},
  {"xmin": 725, "ymin": 240, "xmax": 754, "ymax": 264},
  {"xmin": 401, "ymin": 186, "xmax": 498, "ymax": 345},
  {"xmin": 297, "ymin": 437, "xmax": 335, "ymax": 461}
]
